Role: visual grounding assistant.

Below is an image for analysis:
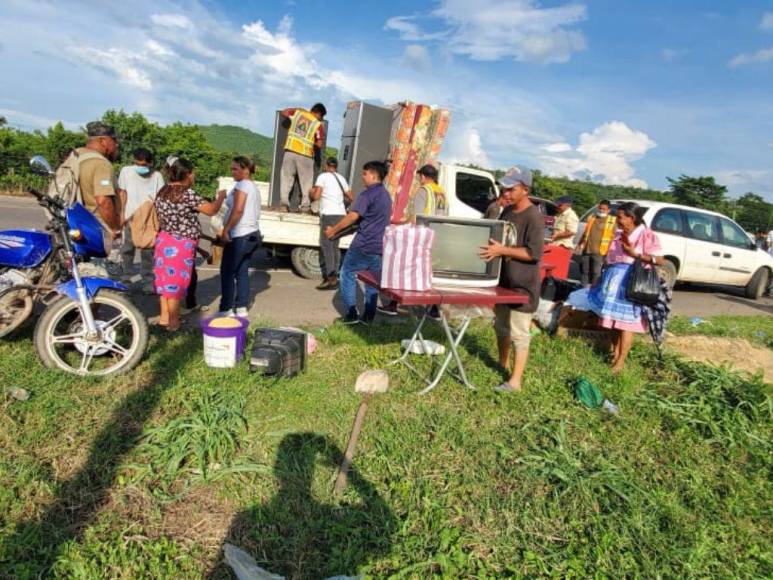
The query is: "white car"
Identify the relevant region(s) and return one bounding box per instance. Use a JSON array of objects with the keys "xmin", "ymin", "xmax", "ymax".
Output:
[{"xmin": 576, "ymin": 200, "xmax": 773, "ymax": 299}]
